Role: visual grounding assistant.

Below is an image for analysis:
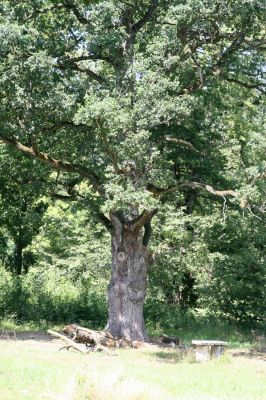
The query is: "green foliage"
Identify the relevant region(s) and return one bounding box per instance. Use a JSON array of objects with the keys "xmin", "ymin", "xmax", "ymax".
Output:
[
  {"xmin": 0, "ymin": 0, "xmax": 264, "ymax": 215},
  {"xmin": 0, "ymin": 148, "xmax": 49, "ymax": 273},
  {"xmin": 146, "ymin": 201, "xmax": 265, "ymax": 324},
  {"xmin": 198, "ymin": 214, "xmax": 266, "ymax": 322},
  {"xmin": 0, "ymin": 0, "xmax": 264, "ymax": 331},
  {"xmin": 144, "ymin": 300, "xmax": 195, "ymax": 332},
  {"xmin": 0, "ymin": 264, "xmax": 18, "ymax": 317},
  {"xmin": 0, "ymin": 264, "xmax": 107, "ymax": 326}
]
